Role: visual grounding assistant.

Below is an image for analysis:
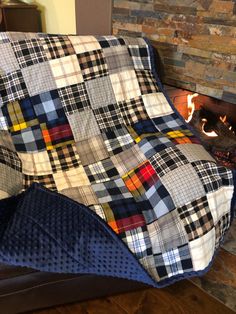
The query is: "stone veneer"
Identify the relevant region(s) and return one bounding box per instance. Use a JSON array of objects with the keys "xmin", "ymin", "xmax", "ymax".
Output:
[{"xmin": 112, "ymin": 0, "xmax": 236, "ymax": 104}]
